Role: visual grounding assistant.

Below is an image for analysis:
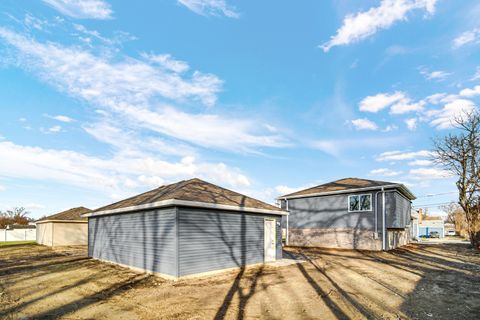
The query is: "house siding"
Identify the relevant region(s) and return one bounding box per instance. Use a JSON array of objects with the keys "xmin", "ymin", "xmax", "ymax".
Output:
[
  {"xmin": 282, "ymin": 188, "xmax": 412, "ymax": 251},
  {"xmin": 385, "ymin": 191, "xmax": 411, "ymax": 229},
  {"xmin": 177, "ymin": 208, "xmax": 282, "ymax": 277},
  {"xmin": 88, "ymin": 208, "xmax": 177, "ymax": 277}
]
